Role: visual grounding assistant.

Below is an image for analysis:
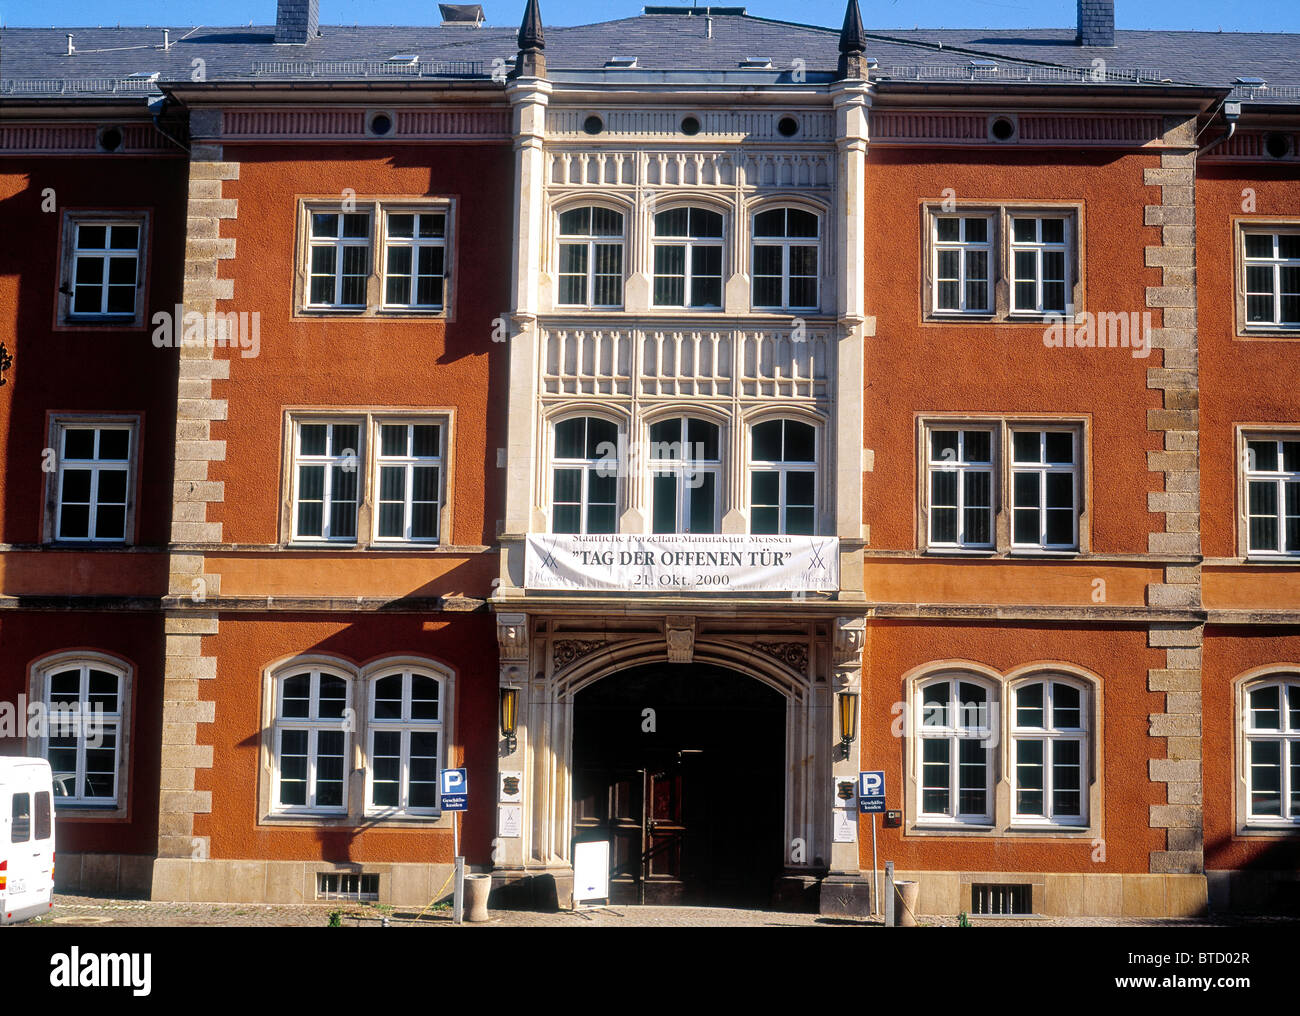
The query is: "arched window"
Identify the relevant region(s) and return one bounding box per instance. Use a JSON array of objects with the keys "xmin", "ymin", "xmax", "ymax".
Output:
[
  {"xmin": 749, "ymin": 418, "xmax": 816, "ymax": 535},
  {"xmin": 1010, "ymin": 677, "xmax": 1089, "ymax": 825},
  {"xmin": 653, "ymin": 207, "xmax": 723, "ymax": 308},
  {"xmin": 752, "ymin": 207, "xmax": 819, "ymax": 310},
  {"xmin": 1243, "ymin": 675, "xmax": 1300, "ymax": 823},
  {"xmin": 552, "ymin": 416, "xmax": 619, "ymax": 534},
  {"xmin": 649, "ymin": 416, "xmax": 721, "ymax": 534},
  {"xmin": 40, "ymin": 657, "xmax": 127, "ymax": 807},
  {"xmin": 916, "ymin": 674, "xmax": 996, "ymax": 824},
  {"xmin": 557, "ymin": 206, "xmax": 624, "ymax": 308},
  {"xmin": 367, "ymin": 668, "xmax": 445, "ymax": 815},
  {"xmin": 271, "ymin": 666, "xmax": 351, "ymax": 814}
]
